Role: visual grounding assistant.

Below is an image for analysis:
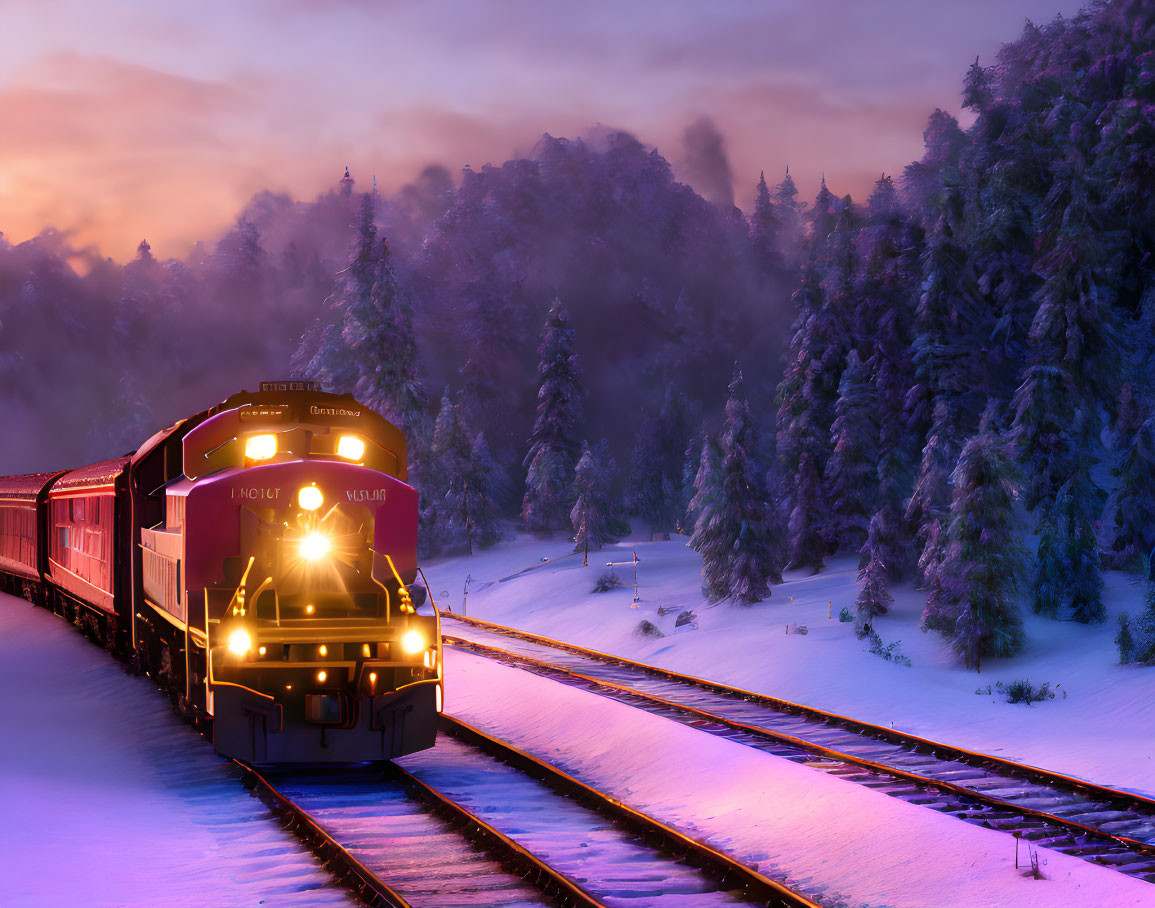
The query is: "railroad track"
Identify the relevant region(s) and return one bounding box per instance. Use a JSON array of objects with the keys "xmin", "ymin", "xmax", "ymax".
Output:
[
  {"xmin": 247, "ymin": 716, "xmax": 819, "ymax": 908},
  {"xmin": 441, "ymin": 613, "xmax": 1155, "ymax": 884}
]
